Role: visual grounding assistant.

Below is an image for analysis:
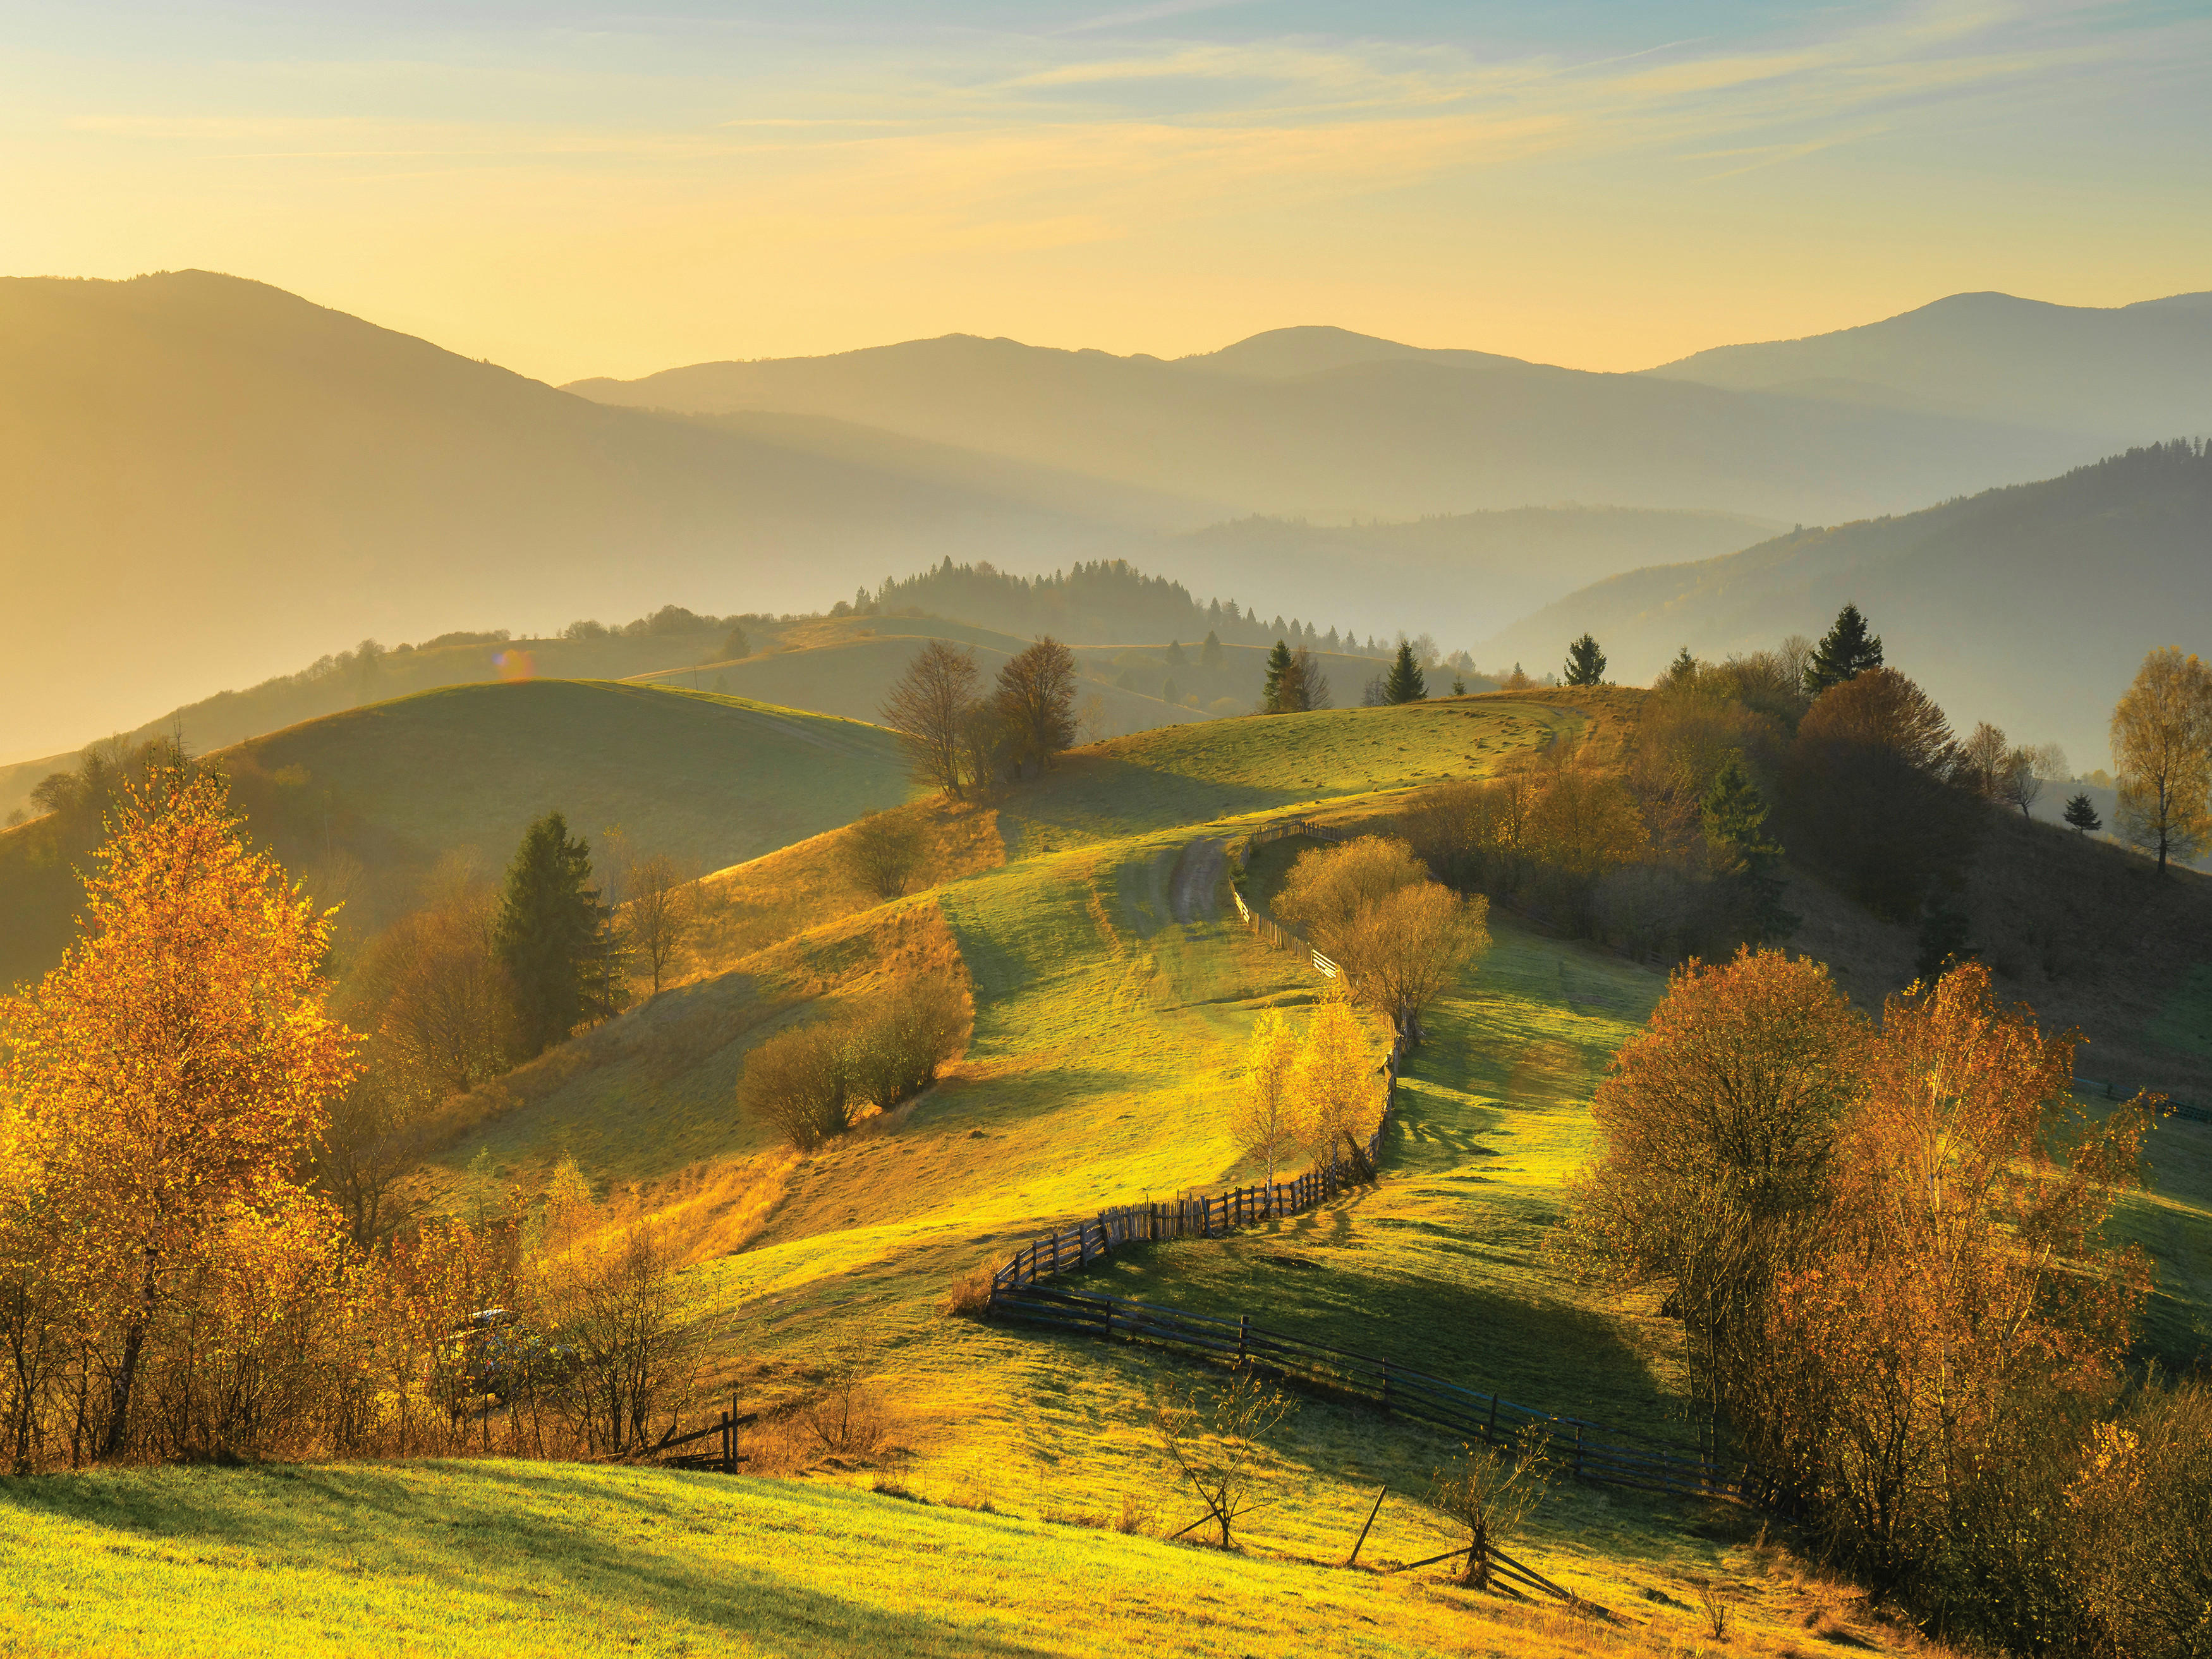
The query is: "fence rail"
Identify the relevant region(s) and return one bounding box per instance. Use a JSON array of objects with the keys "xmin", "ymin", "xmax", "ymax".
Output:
[{"xmin": 990, "ymin": 1282, "xmax": 1782, "ymax": 1509}]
